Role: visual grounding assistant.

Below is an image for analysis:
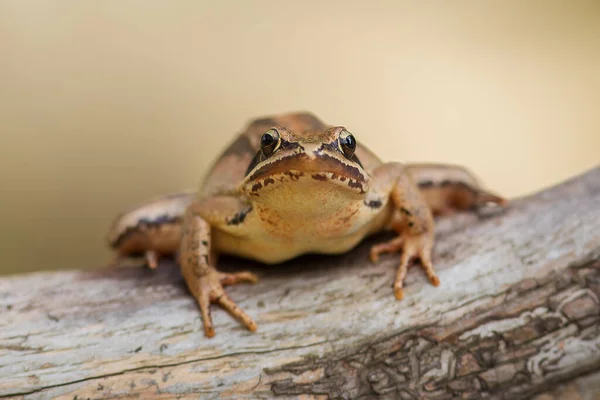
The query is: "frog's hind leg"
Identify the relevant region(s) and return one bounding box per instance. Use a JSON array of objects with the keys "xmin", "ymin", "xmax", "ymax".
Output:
[
  {"xmin": 107, "ymin": 191, "xmax": 195, "ymax": 268},
  {"xmin": 405, "ymin": 163, "xmax": 507, "ymax": 217}
]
